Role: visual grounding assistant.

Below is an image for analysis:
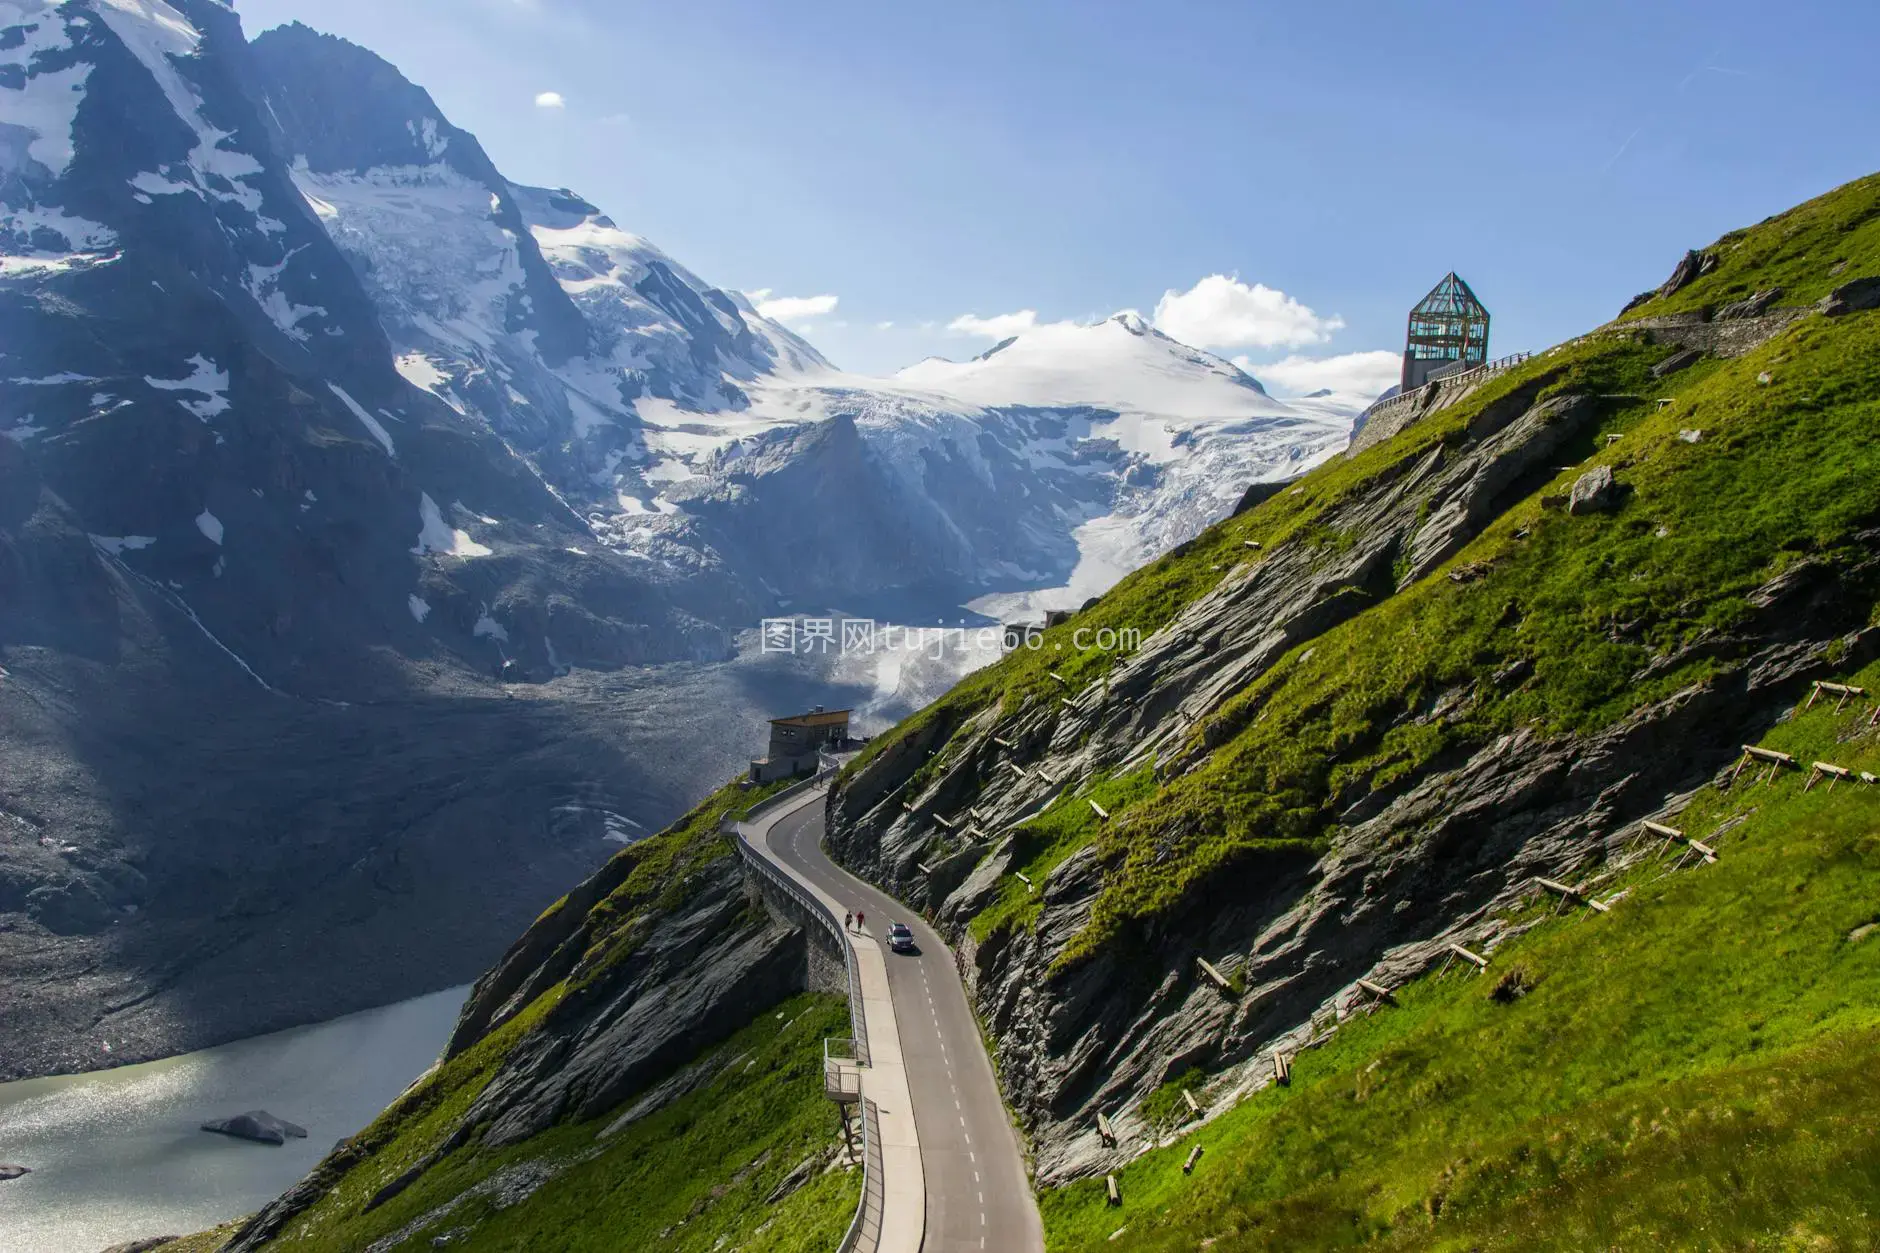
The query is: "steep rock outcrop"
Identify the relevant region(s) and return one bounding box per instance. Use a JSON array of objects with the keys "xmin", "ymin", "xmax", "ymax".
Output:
[
  {"xmin": 826, "ymin": 342, "xmax": 1880, "ymax": 1182},
  {"xmin": 226, "ymin": 850, "xmax": 806, "ymax": 1250}
]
